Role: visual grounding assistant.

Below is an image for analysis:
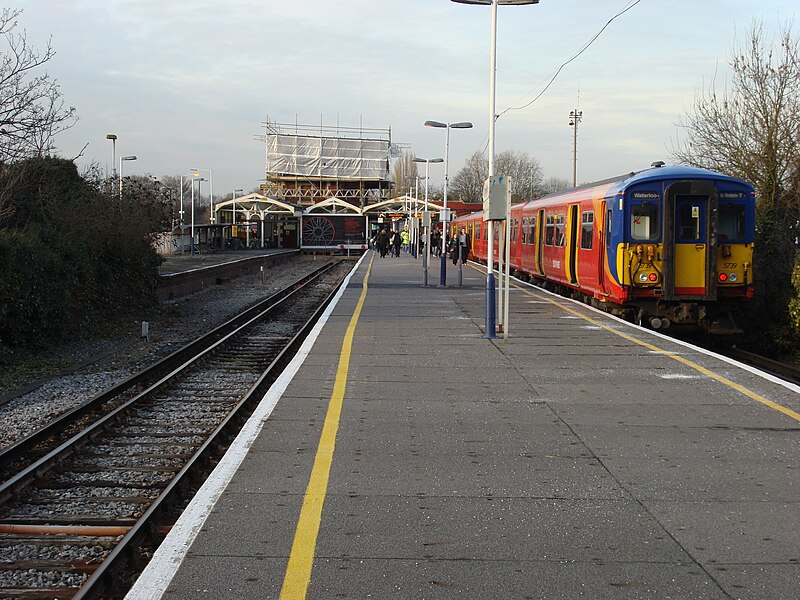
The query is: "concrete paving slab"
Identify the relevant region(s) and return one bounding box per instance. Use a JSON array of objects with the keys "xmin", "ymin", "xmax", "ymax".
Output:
[
  {"xmin": 326, "ymin": 452, "xmax": 626, "ymax": 500},
  {"xmin": 648, "ymin": 500, "xmax": 799, "ymax": 563},
  {"xmin": 705, "ymin": 563, "xmax": 799, "ymax": 600},
  {"xmin": 313, "ymin": 495, "xmax": 688, "ymax": 563},
  {"xmin": 306, "ymin": 557, "xmax": 724, "ymax": 600},
  {"xmin": 605, "ymin": 457, "xmax": 796, "ymax": 501}
]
